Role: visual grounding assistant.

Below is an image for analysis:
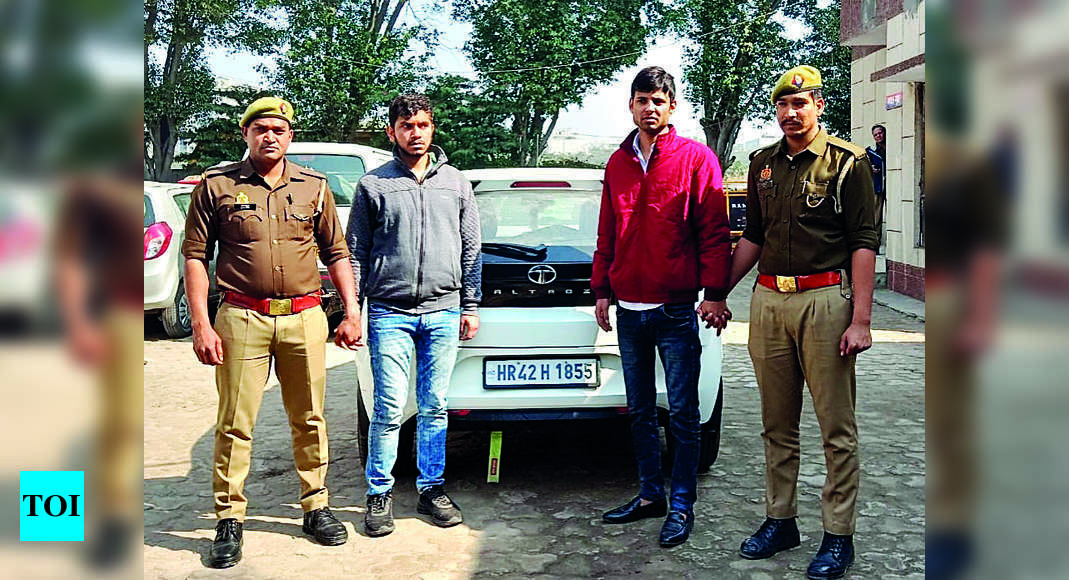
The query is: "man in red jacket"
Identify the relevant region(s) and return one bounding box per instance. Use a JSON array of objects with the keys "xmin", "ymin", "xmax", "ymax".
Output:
[{"xmin": 593, "ymin": 66, "xmax": 732, "ymax": 547}]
